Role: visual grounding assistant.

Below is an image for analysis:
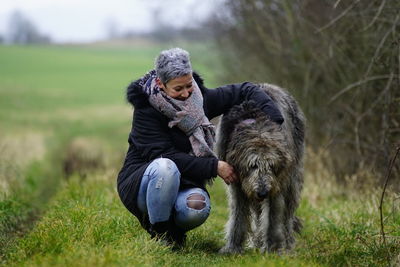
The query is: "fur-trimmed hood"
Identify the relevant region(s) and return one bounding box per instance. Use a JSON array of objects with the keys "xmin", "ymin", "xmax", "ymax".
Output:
[{"xmin": 126, "ymin": 71, "xmax": 206, "ymax": 108}]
